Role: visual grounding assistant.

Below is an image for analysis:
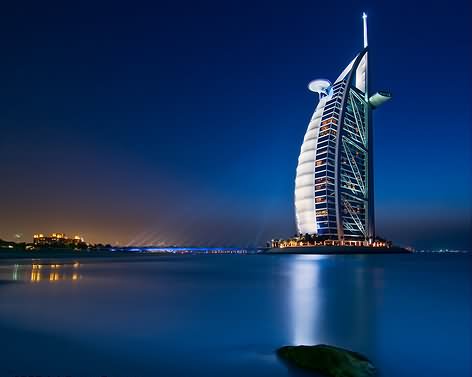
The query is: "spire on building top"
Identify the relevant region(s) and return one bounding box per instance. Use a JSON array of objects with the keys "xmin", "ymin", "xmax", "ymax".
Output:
[{"xmin": 362, "ymin": 12, "xmax": 368, "ymax": 48}]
